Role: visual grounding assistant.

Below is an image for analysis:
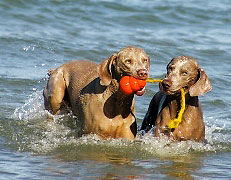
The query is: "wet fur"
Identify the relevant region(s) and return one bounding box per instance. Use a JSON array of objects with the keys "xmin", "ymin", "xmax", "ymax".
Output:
[
  {"xmin": 43, "ymin": 46, "xmax": 150, "ymax": 140},
  {"xmin": 141, "ymin": 56, "xmax": 211, "ymax": 141}
]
